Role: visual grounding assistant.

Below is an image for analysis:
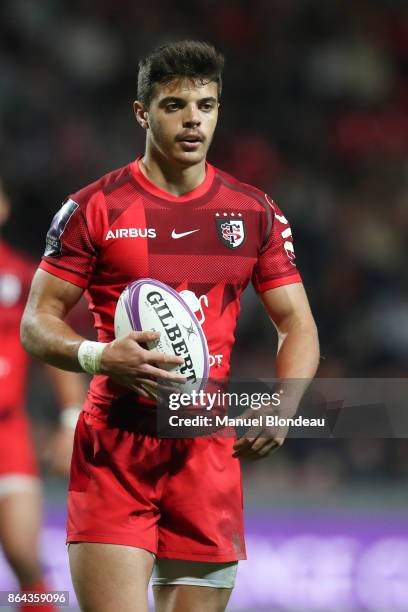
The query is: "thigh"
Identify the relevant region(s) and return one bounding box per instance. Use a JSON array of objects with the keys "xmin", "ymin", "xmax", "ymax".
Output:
[
  {"xmin": 67, "ymin": 412, "xmax": 162, "ymax": 552},
  {"xmin": 152, "ymin": 558, "xmax": 237, "ymax": 612},
  {"xmin": 0, "ymin": 415, "xmax": 41, "ymax": 552},
  {"xmin": 69, "ymin": 543, "xmax": 154, "ymax": 612},
  {"xmin": 158, "ymin": 437, "xmax": 246, "ymax": 562},
  {"xmin": 0, "ymin": 486, "xmax": 42, "ymax": 552},
  {"xmin": 153, "ymin": 584, "xmax": 232, "ymax": 612}
]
